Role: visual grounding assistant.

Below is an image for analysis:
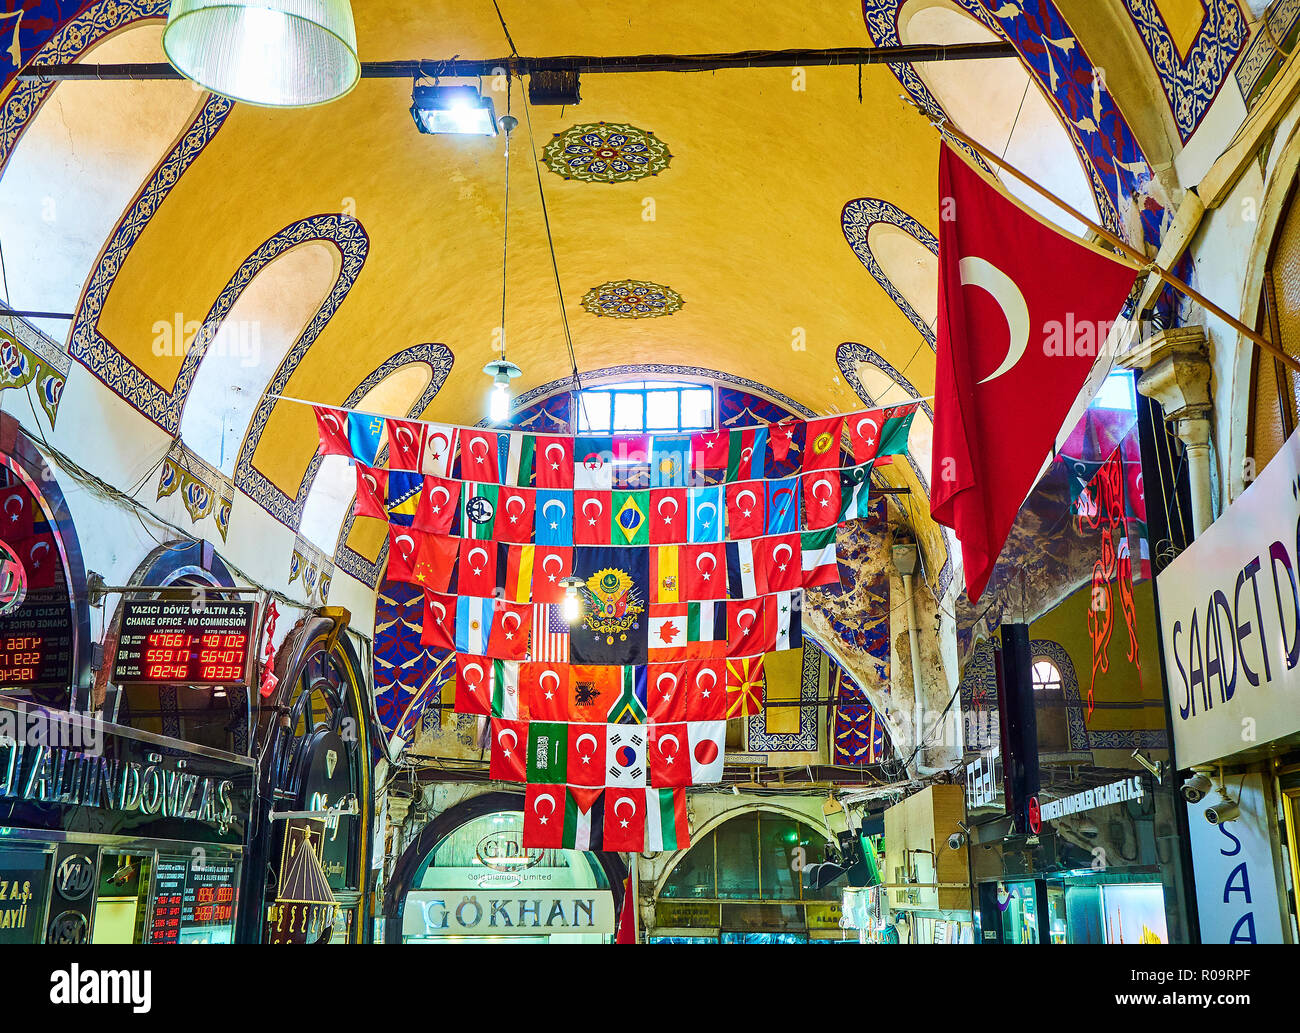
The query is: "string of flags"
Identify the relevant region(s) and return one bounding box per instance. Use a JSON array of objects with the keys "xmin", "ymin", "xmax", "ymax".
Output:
[{"xmin": 324, "ymin": 407, "xmax": 916, "ymax": 851}]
